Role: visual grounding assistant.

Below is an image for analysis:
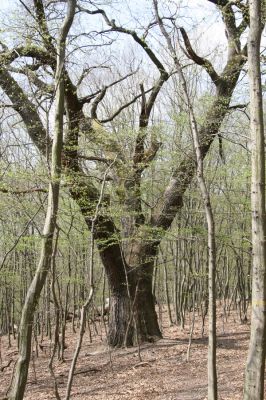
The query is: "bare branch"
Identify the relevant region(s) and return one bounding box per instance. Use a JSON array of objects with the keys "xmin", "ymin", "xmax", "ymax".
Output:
[
  {"xmin": 18, "ymin": 0, "xmax": 35, "ymax": 18},
  {"xmin": 179, "ymin": 28, "xmax": 221, "ymax": 85},
  {"xmin": 228, "ymin": 103, "xmax": 248, "ymax": 110},
  {"xmin": 79, "ymin": 70, "xmax": 137, "ymax": 105},
  {"xmin": 100, "ymin": 86, "xmax": 154, "ymax": 123},
  {"xmin": 139, "ymin": 83, "xmax": 147, "ymax": 127},
  {"xmin": 91, "ymin": 87, "xmax": 107, "ymax": 119},
  {"xmin": 0, "ymin": 187, "xmax": 47, "ymax": 194},
  {"xmin": 132, "ymin": 77, "xmax": 167, "ymax": 166},
  {"xmin": 0, "ymin": 45, "xmax": 54, "ymax": 67},
  {"xmin": 78, "ymin": 5, "xmax": 167, "ymax": 75},
  {"xmin": 8, "ymin": 66, "xmax": 54, "ymax": 94},
  {"xmin": 207, "ymin": 0, "xmax": 228, "ymax": 5},
  {"xmin": 76, "ymin": 65, "xmax": 110, "ymax": 87}
]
